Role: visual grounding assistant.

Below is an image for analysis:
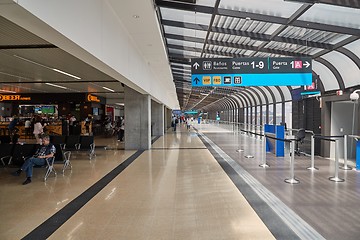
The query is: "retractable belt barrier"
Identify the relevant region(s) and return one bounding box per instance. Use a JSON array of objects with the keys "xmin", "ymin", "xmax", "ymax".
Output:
[
  {"xmin": 313, "ymin": 135, "xmax": 346, "ymax": 182},
  {"xmin": 214, "ymin": 121, "xmax": 350, "ymax": 184}
]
